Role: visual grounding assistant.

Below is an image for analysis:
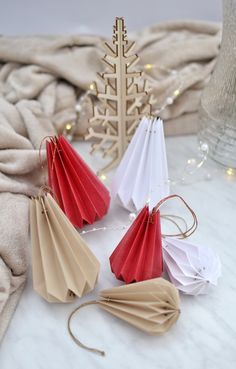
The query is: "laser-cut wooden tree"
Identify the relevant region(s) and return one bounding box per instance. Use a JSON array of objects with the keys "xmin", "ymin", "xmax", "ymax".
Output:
[{"xmin": 86, "ymin": 17, "xmax": 155, "ymax": 175}]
